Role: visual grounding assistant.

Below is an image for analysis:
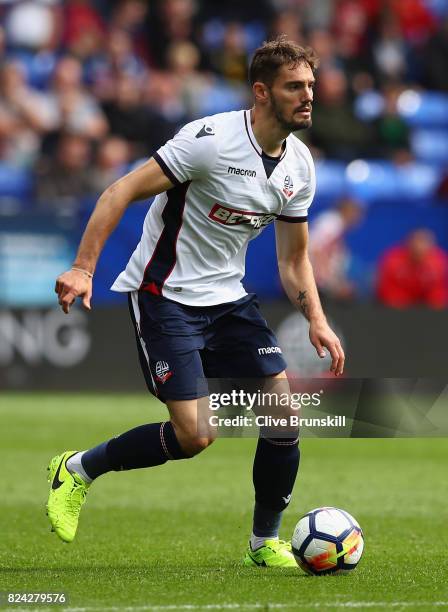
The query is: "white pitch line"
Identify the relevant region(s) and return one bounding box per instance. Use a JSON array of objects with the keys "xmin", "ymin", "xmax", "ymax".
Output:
[
  {"xmin": 3, "ymin": 603, "xmax": 448, "ymax": 612},
  {"xmin": 60, "ymin": 603, "xmax": 448, "ymax": 612}
]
